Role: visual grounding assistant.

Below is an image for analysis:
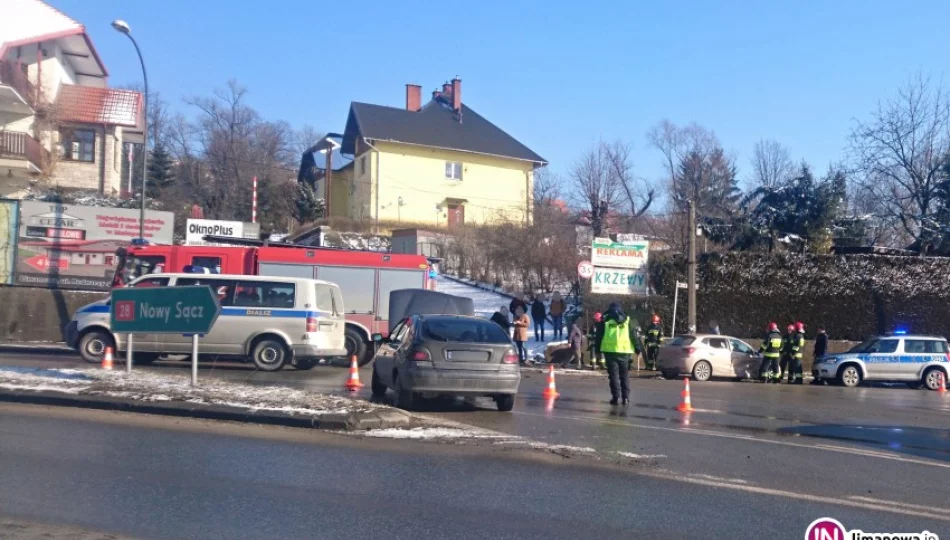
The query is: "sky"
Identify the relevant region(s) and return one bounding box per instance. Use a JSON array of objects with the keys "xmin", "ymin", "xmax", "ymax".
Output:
[{"xmin": 50, "ymin": 0, "xmax": 950, "ymax": 205}]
